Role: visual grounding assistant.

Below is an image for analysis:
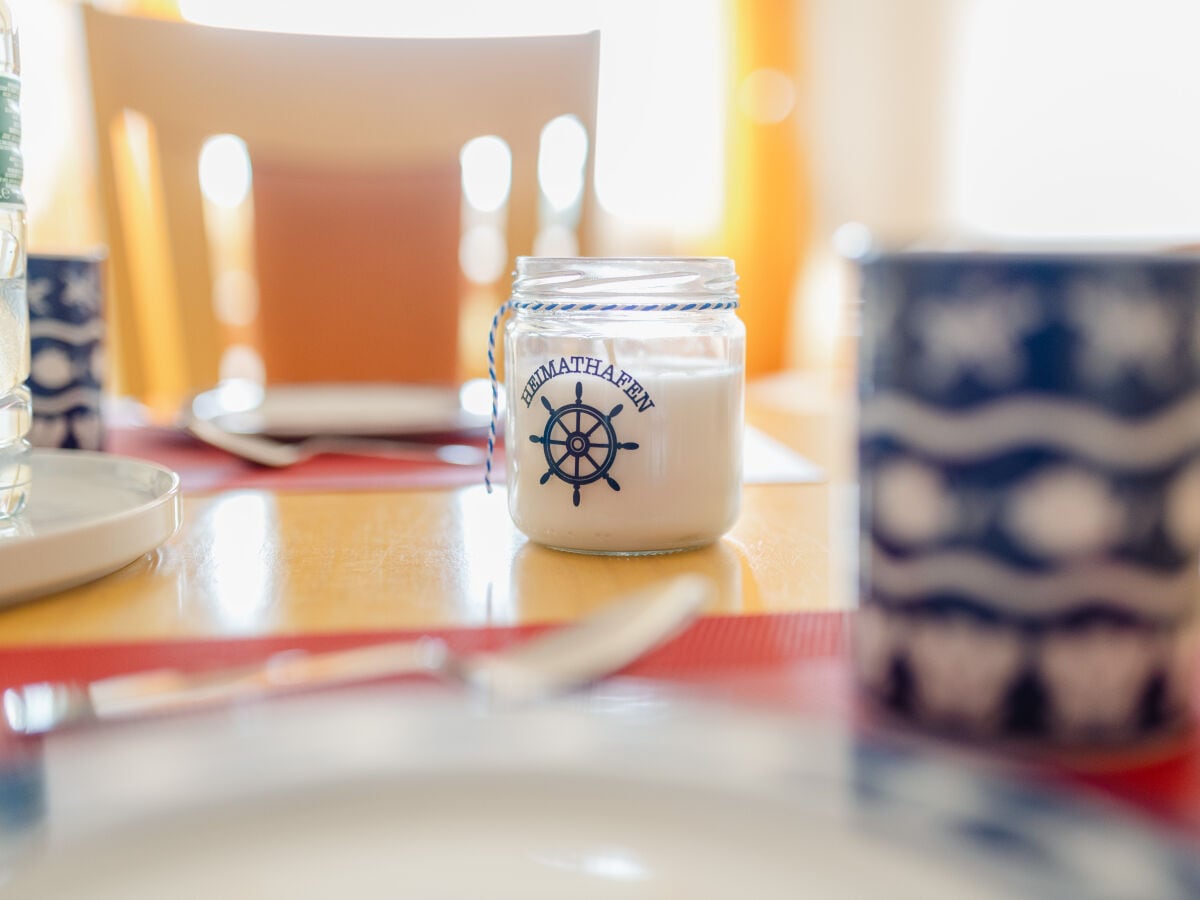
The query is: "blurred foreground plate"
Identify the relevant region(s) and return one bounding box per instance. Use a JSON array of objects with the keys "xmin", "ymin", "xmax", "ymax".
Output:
[
  {"xmin": 0, "ymin": 684, "xmax": 1195, "ymax": 899},
  {"xmin": 188, "ymin": 381, "xmax": 492, "ymax": 438}
]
